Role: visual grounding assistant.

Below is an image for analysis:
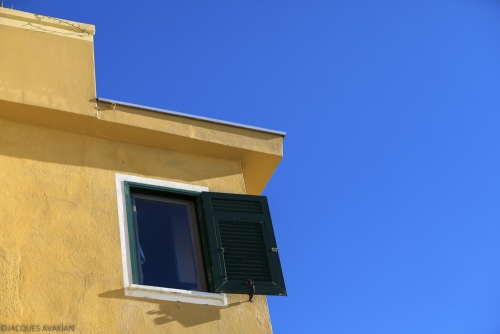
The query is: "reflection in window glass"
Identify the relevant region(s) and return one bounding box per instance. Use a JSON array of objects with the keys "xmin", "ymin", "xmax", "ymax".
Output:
[{"xmin": 133, "ymin": 196, "xmax": 203, "ymax": 291}]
